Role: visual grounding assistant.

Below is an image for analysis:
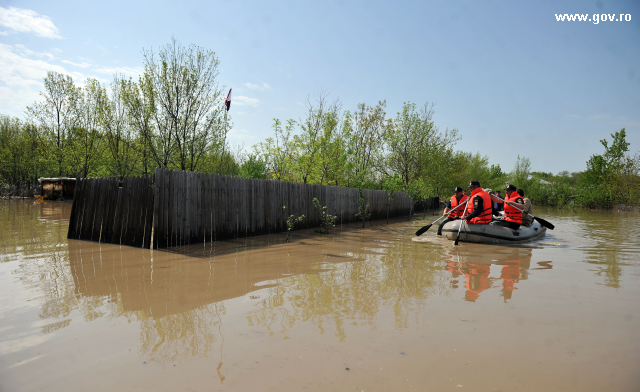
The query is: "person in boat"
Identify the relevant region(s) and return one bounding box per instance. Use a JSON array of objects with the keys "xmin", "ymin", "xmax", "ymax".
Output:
[
  {"xmin": 461, "ymin": 181, "xmax": 493, "ymax": 225},
  {"xmin": 517, "ymin": 188, "xmax": 533, "ymax": 226},
  {"xmin": 493, "ymin": 190, "xmax": 504, "ymax": 213},
  {"xmin": 489, "ymin": 184, "xmax": 525, "ymax": 229},
  {"xmin": 437, "ymin": 186, "xmax": 468, "ymax": 236}
]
